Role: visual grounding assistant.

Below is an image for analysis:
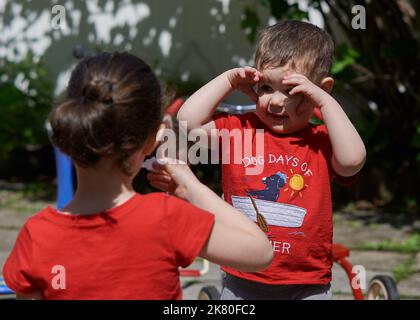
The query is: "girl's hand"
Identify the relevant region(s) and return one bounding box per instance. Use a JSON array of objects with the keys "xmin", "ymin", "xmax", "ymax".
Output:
[
  {"xmin": 282, "ymin": 74, "xmax": 333, "ymax": 109},
  {"xmin": 226, "ymin": 67, "xmax": 263, "ymax": 102},
  {"xmin": 146, "ymin": 158, "xmax": 199, "ymax": 202}
]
